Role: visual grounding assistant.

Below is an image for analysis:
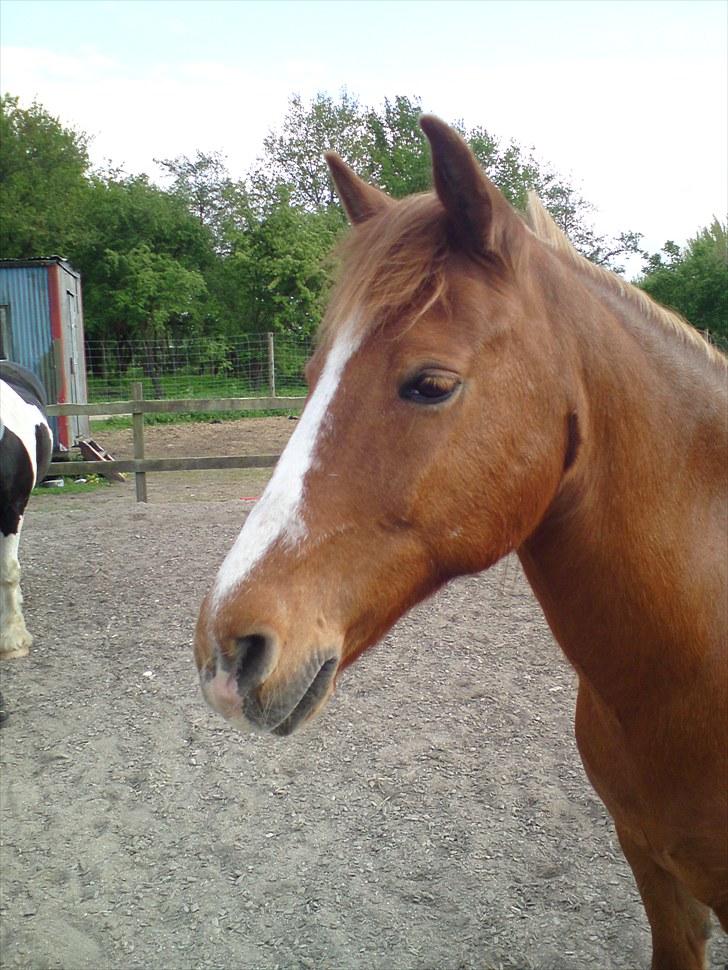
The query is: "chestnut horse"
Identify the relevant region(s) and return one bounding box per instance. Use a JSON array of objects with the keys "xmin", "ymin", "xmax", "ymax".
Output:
[{"xmin": 196, "ymin": 117, "xmax": 727, "ymax": 969}]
